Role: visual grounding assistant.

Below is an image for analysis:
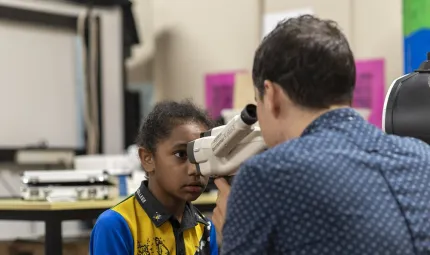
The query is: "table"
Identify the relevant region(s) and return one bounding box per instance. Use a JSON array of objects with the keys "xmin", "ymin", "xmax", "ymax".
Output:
[{"xmin": 0, "ymin": 193, "xmax": 217, "ymax": 255}]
